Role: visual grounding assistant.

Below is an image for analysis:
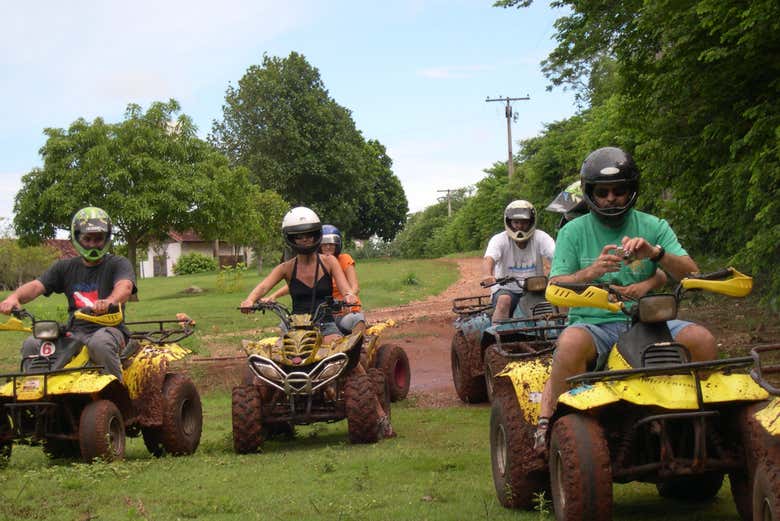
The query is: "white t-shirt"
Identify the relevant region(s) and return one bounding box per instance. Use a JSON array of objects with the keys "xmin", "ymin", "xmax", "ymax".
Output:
[{"xmin": 484, "ymin": 230, "xmax": 556, "ymax": 294}]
